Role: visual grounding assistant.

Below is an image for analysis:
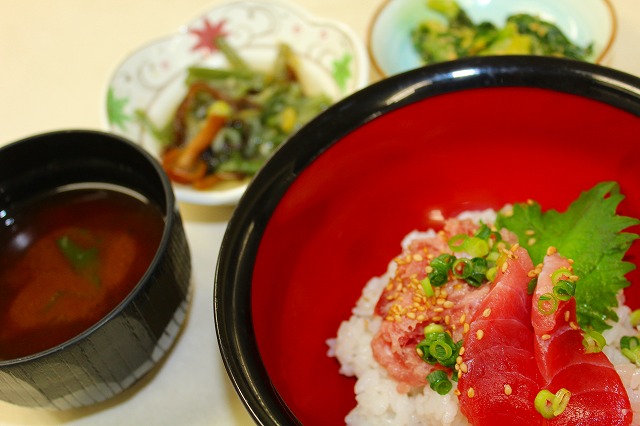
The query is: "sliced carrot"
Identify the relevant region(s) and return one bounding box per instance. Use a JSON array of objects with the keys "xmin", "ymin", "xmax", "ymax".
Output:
[
  {"xmin": 175, "ymin": 113, "xmax": 226, "ymax": 170},
  {"xmin": 161, "ymin": 147, "xmax": 207, "ymax": 184},
  {"xmin": 161, "ymin": 112, "xmax": 227, "ymax": 184}
]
